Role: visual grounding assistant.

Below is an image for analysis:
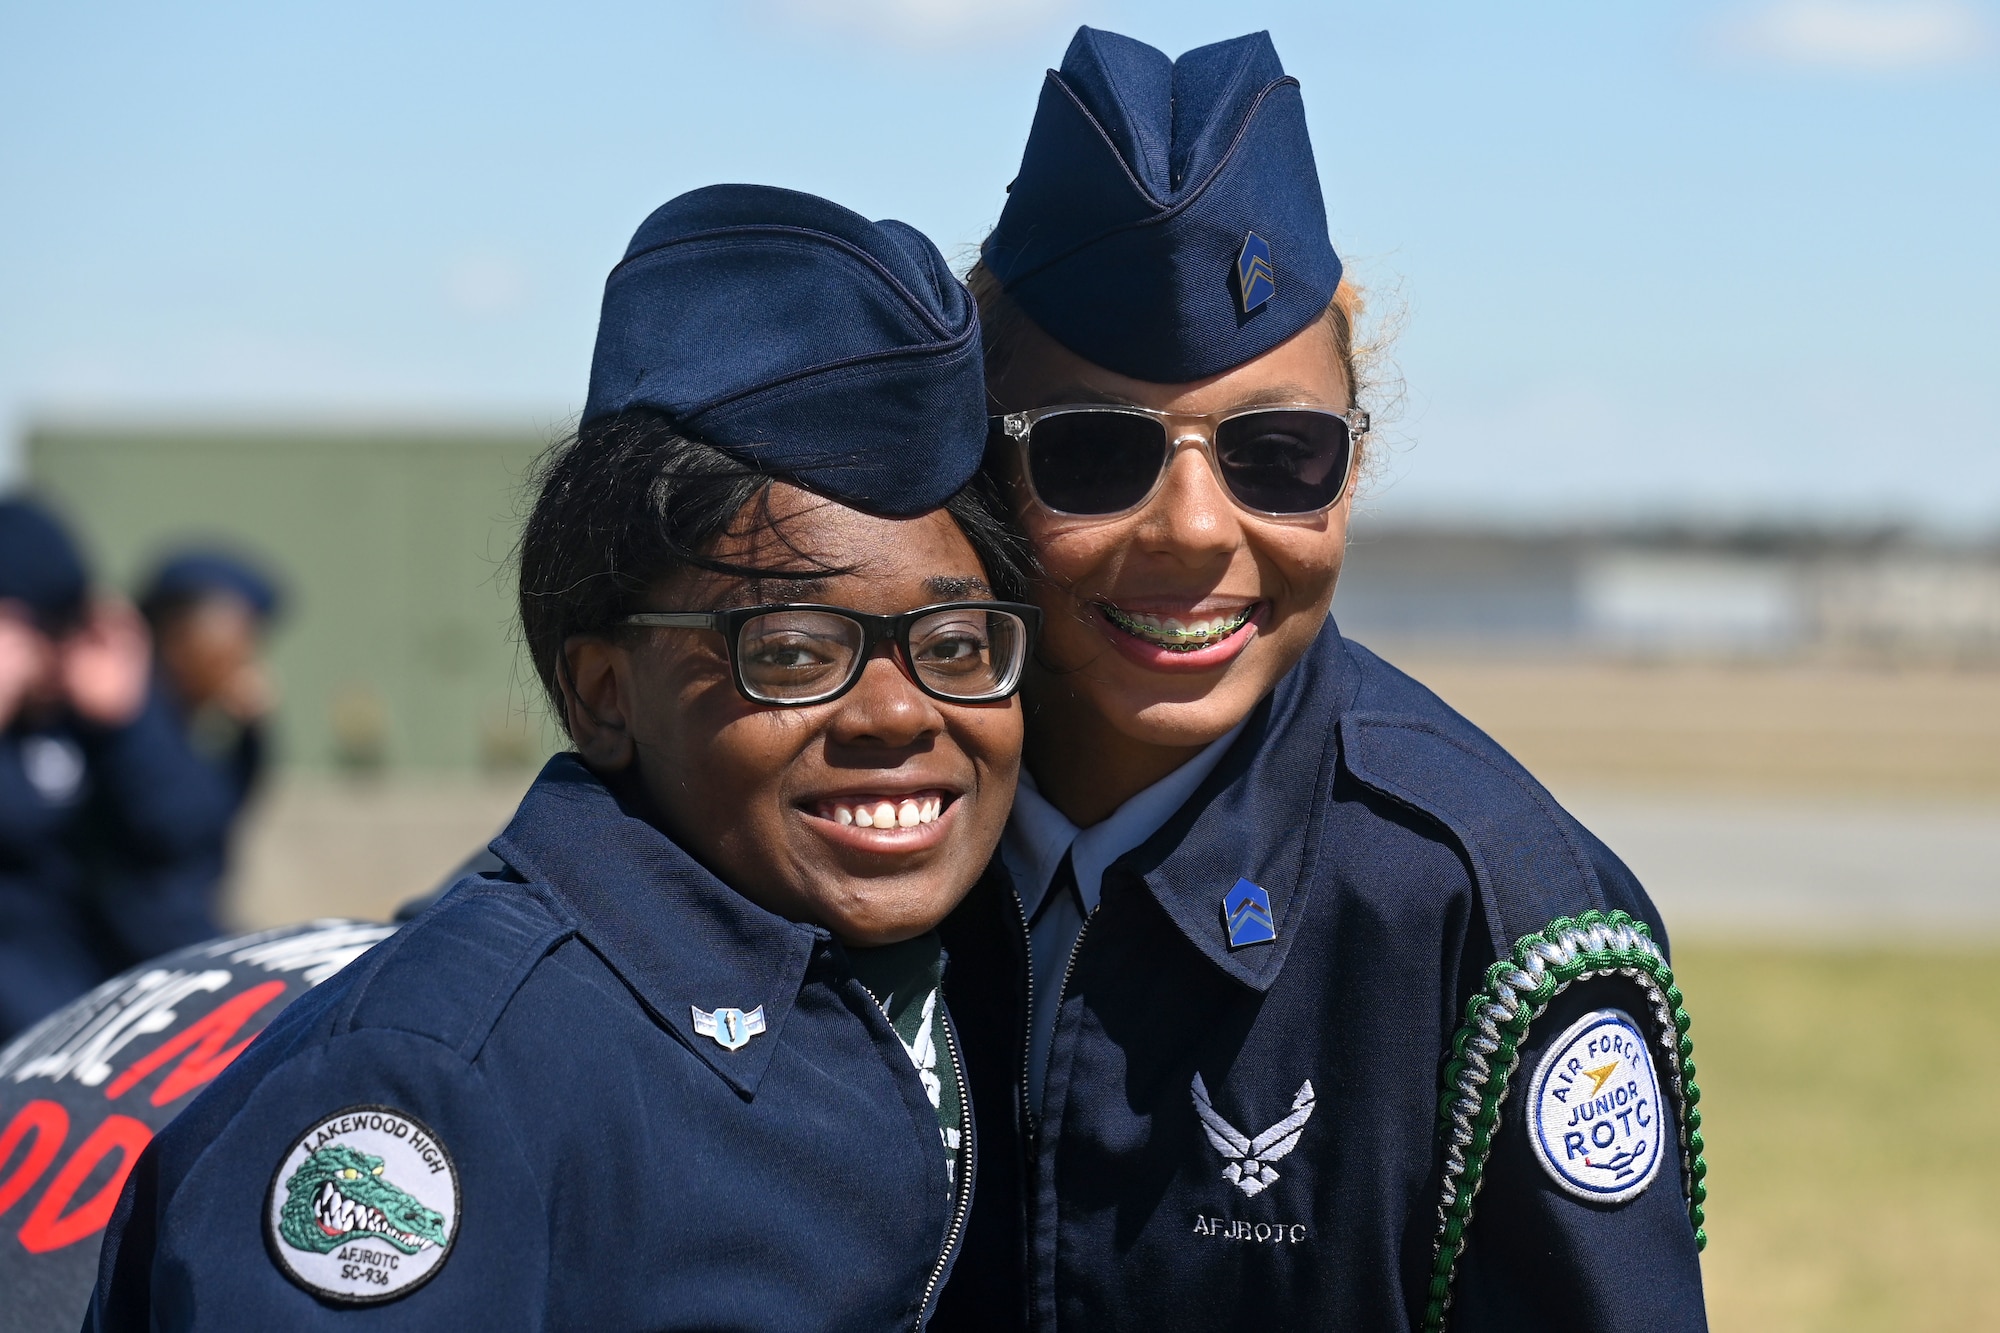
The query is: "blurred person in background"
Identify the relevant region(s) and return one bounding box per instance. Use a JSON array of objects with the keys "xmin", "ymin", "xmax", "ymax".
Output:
[
  {"xmin": 0, "ymin": 498, "xmax": 235, "ymax": 1040},
  {"xmin": 138, "ymin": 549, "xmax": 282, "ymax": 820}
]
